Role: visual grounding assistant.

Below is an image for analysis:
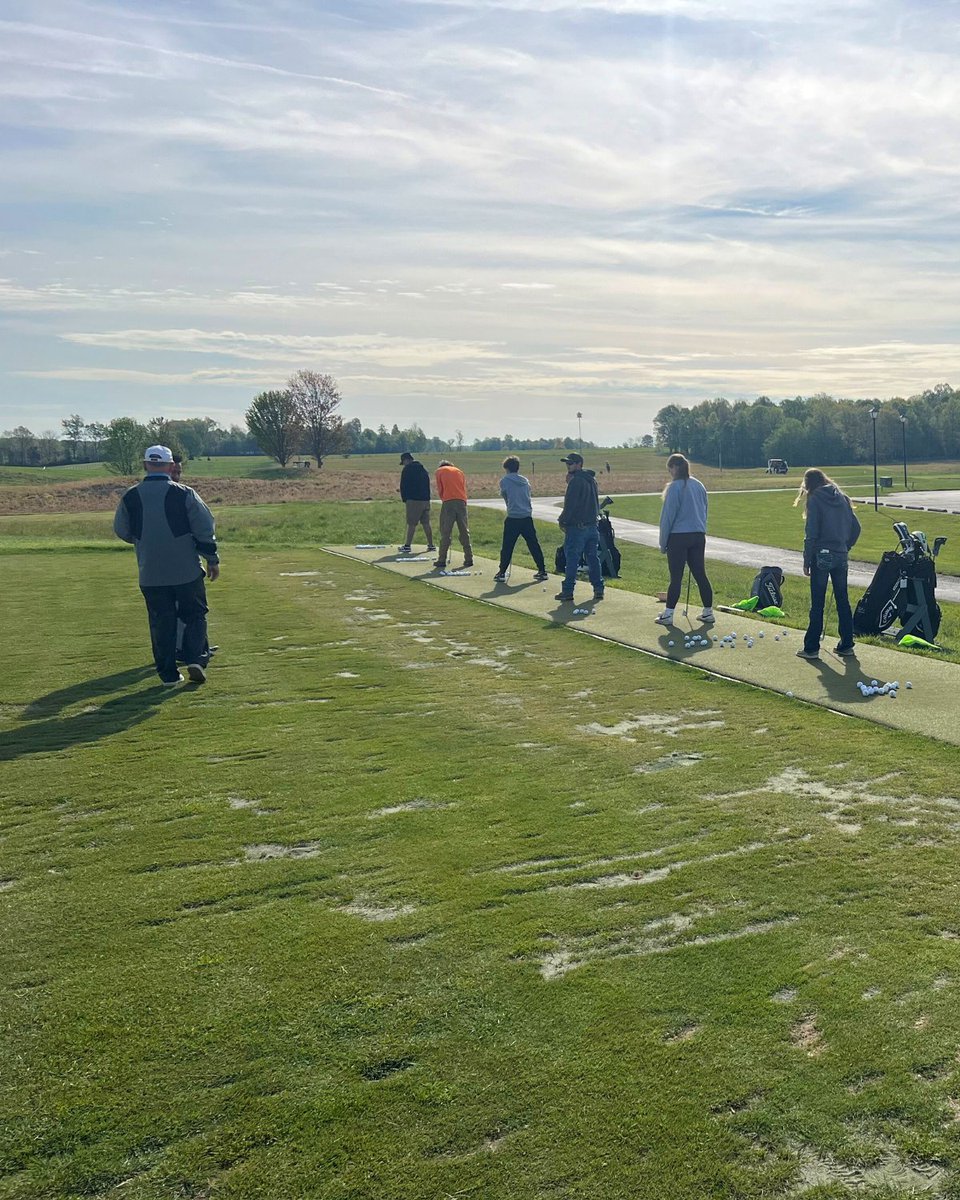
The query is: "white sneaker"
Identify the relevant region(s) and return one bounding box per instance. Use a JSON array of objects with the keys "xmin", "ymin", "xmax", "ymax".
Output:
[
  {"xmin": 654, "ymin": 610, "xmax": 675, "ymax": 625},
  {"xmin": 699, "ymin": 608, "xmax": 716, "ymax": 623},
  {"xmin": 186, "ymin": 663, "xmax": 207, "ymax": 683},
  {"xmin": 161, "ymin": 673, "xmax": 184, "ymax": 687}
]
